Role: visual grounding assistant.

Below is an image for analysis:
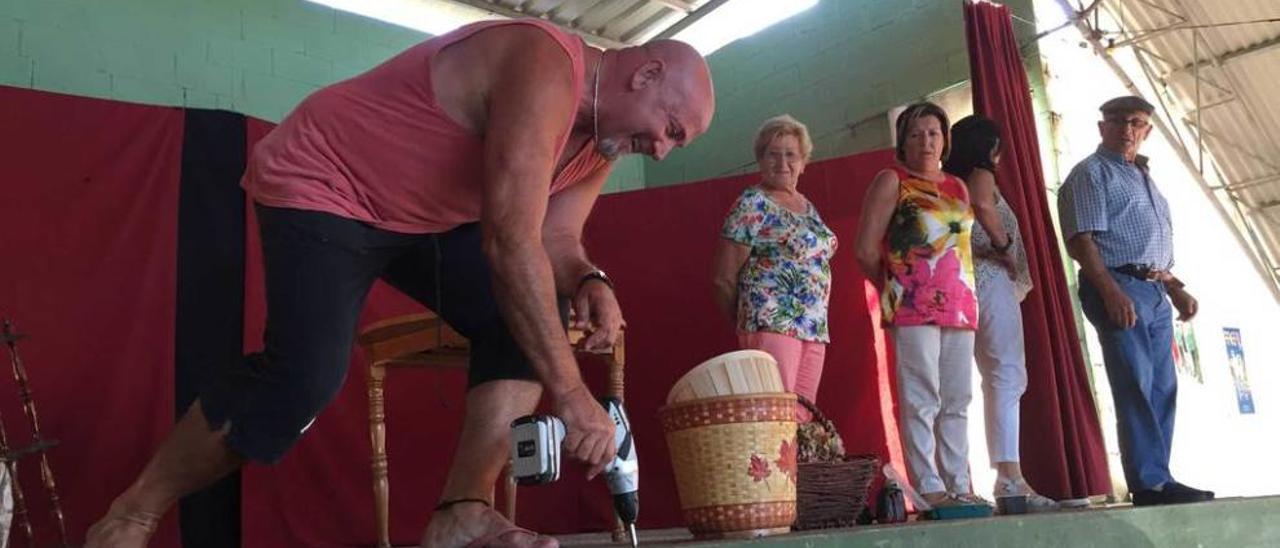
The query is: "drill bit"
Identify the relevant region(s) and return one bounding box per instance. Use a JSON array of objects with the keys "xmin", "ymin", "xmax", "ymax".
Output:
[{"xmin": 627, "ymin": 522, "xmax": 638, "ymax": 547}]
